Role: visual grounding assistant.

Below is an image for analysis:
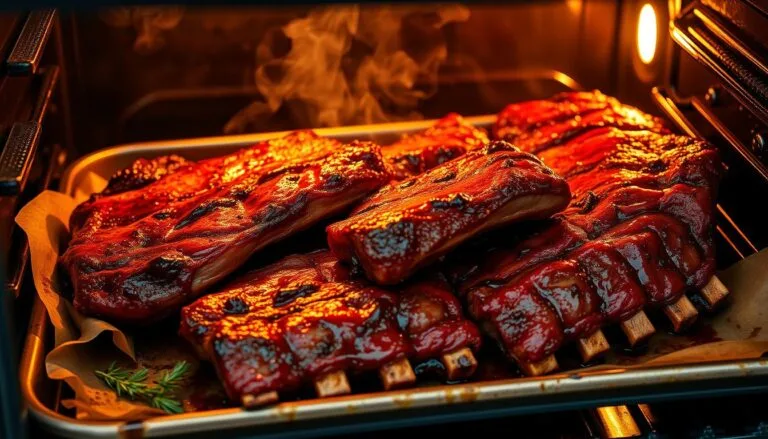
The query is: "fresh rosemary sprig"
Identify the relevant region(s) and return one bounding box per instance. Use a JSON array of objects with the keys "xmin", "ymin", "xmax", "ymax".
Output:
[{"xmin": 95, "ymin": 361, "xmax": 191, "ymax": 414}]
